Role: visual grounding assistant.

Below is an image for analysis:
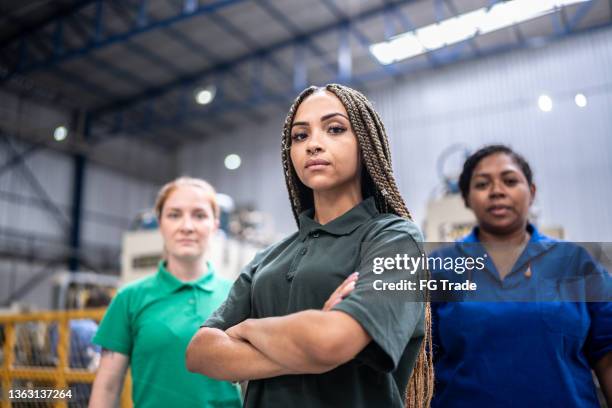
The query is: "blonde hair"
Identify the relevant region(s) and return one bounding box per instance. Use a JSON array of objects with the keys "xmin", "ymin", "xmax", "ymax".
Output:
[
  {"xmin": 154, "ymin": 177, "xmax": 220, "ymax": 220},
  {"xmin": 282, "ymin": 84, "xmax": 434, "ymax": 407}
]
